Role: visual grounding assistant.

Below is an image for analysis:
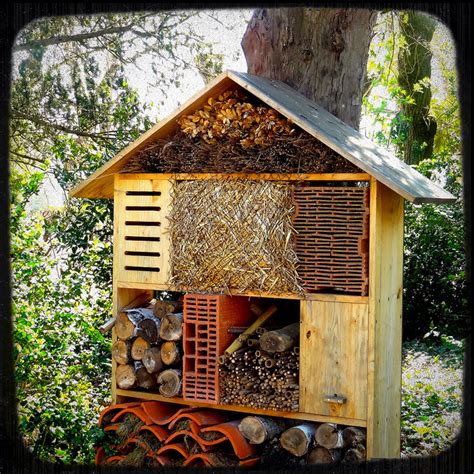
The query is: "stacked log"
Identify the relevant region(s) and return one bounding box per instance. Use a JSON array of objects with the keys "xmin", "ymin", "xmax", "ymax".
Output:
[
  {"xmin": 96, "ymin": 402, "xmax": 367, "ymax": 467},
  {"xmin": 219, "ymin": 325, "xmax": 299, "ymax": 411},
  {"xmin": 114, "ymin": 300, "xmax": 184, "ymax": 395}
]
